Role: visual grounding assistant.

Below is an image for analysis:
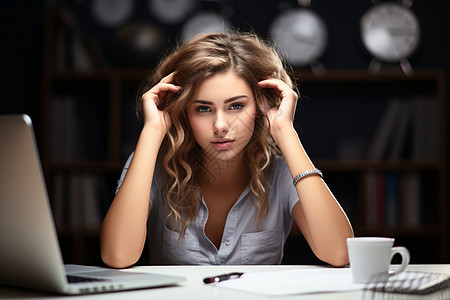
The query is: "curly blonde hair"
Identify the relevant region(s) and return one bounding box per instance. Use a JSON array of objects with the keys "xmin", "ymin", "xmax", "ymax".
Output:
[{"xmin": 138, "ymin": 31, "xmax": 296, "ymax": 234}]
